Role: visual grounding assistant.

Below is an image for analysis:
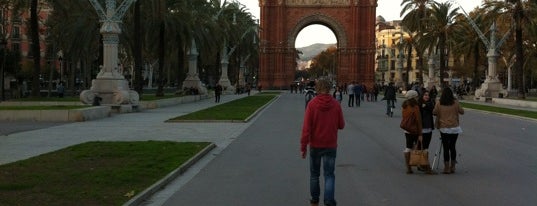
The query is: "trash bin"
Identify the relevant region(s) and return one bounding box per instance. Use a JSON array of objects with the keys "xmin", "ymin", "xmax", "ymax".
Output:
[{"xmin": 499, "ymin": 93, "xmax": 503, "ymax": 98}]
